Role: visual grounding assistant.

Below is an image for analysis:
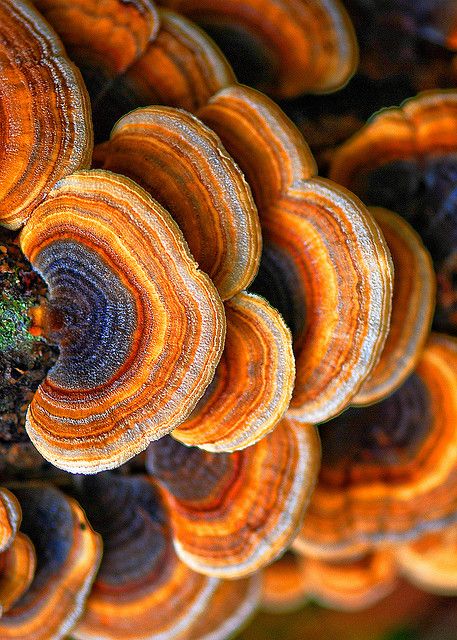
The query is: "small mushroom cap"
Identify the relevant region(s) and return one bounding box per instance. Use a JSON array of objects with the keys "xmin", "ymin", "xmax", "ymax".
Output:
[
  {"xmin": 296, "ymin": 334, "xmax": 457, "ymax": 559},
  {"xmin": 200, "ymin": 84, "xmax": 394, "ymax": 423},
  {"xmin": 0, "ymin": 485, "xmax": 101, "ymax": 640},
  {"xmin": 0, "ymin": 0, "xmax": 92, "ymax": 229},
  {"xmin": 94, "ymin": 106, "xmax": 261, "ymax": 300},
  {"xmin": 173, "ymin": 291, "xmax": 295, "ymax": 451},
  {"xmin": 147, "ymin": 418, "xmax": 321, "ymax": 578},
  {"xmin": 73, "ymin": 474, "xmax": 220, "ymax": 640},
  {"xmin": 353, "ymin": 207, "xmax": 436, "ymax": 405},
  {"xmin": 396, "ymin": 522, "xmax": 457, "ymax": 595},
  {"xmin": 262, "ymin": 550, "xmax": 397, "ymax": 612},
  {"xmin": 157, "ymin": 0, "xmax": 358, "ymax": 97},
  {"xmin": 20, "ymin": 170, "xmax": 225, "ymax": 473},
  {"xmin": 0, "ymin": 489, "xmax": 21, "ymax": 553},
  {"xmin": 0, "ymin": 533, "xmax": 36, "ymax": 616}
]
